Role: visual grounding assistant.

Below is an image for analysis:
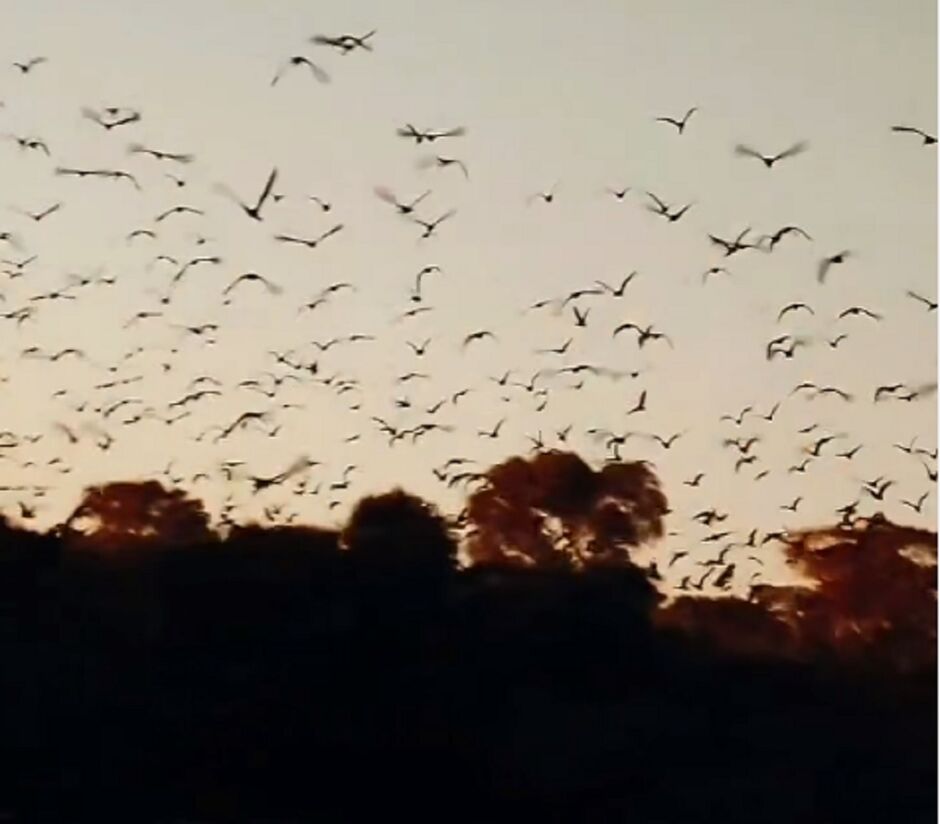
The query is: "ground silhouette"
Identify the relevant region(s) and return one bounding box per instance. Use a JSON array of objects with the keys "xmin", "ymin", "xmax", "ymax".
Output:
[{"xmin": 0, "ymin": 451, "xmax": 934, "ymax": 823}]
